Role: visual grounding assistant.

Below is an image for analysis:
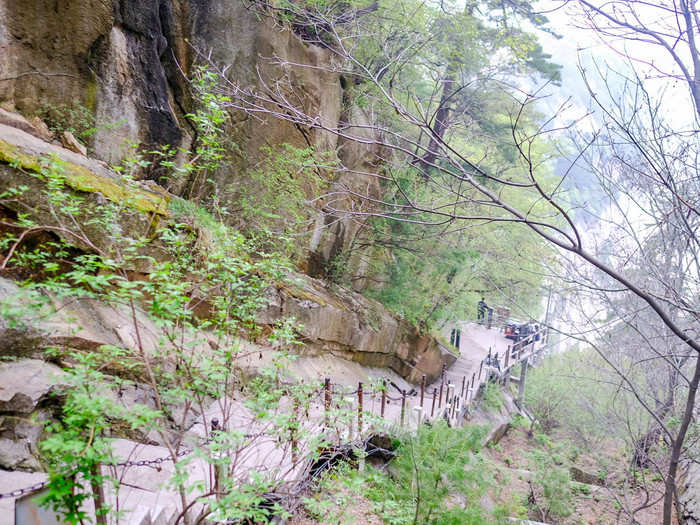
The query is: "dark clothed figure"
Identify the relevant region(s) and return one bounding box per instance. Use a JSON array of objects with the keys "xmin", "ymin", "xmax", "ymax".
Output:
[{"xmin": 477, "ymin": 298, "xmax": 488, "ymax": 324}]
